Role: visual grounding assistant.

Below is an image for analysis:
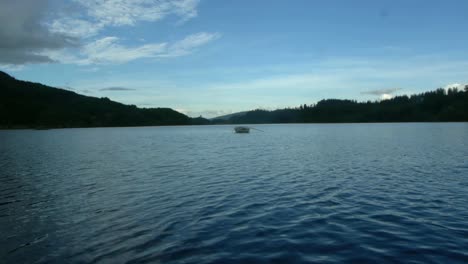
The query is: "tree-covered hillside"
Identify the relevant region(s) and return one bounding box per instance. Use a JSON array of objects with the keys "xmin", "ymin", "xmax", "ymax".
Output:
[
  {"xmin": 0, "ymin": 71, "xmax": 191, "ymax": 128},
  {"xmin": 213, "ymin": 87, "xmax": 468, "ymax": 124},
  {"xmin": 2, "ymin": 70, "xmax": 467, "ymax": 128}
]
